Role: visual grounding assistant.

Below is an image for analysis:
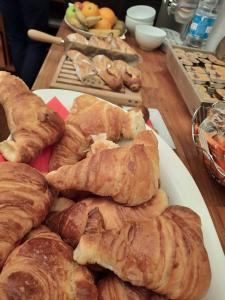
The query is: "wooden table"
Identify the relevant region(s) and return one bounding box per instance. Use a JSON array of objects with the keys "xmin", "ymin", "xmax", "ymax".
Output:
[{"xmin": 18, "ymin": 21, "xmax": 225, "ymax": 252}]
